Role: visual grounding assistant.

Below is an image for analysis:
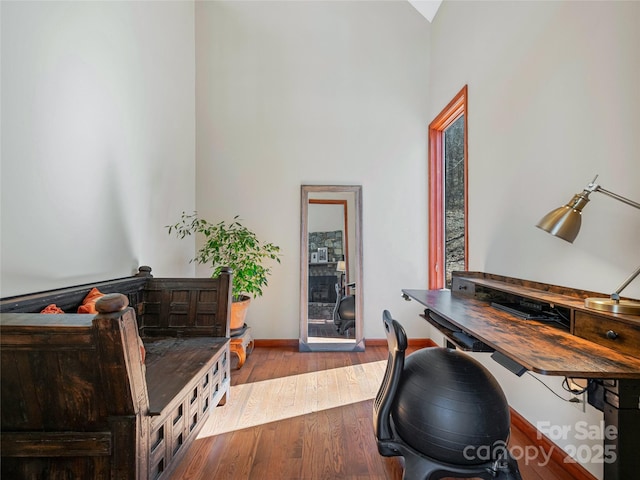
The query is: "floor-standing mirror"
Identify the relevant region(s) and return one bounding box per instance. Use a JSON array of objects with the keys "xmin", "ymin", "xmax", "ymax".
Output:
[{"xmin": 300, "ymin": 185, "xmax": 364, "ymax": 352}]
